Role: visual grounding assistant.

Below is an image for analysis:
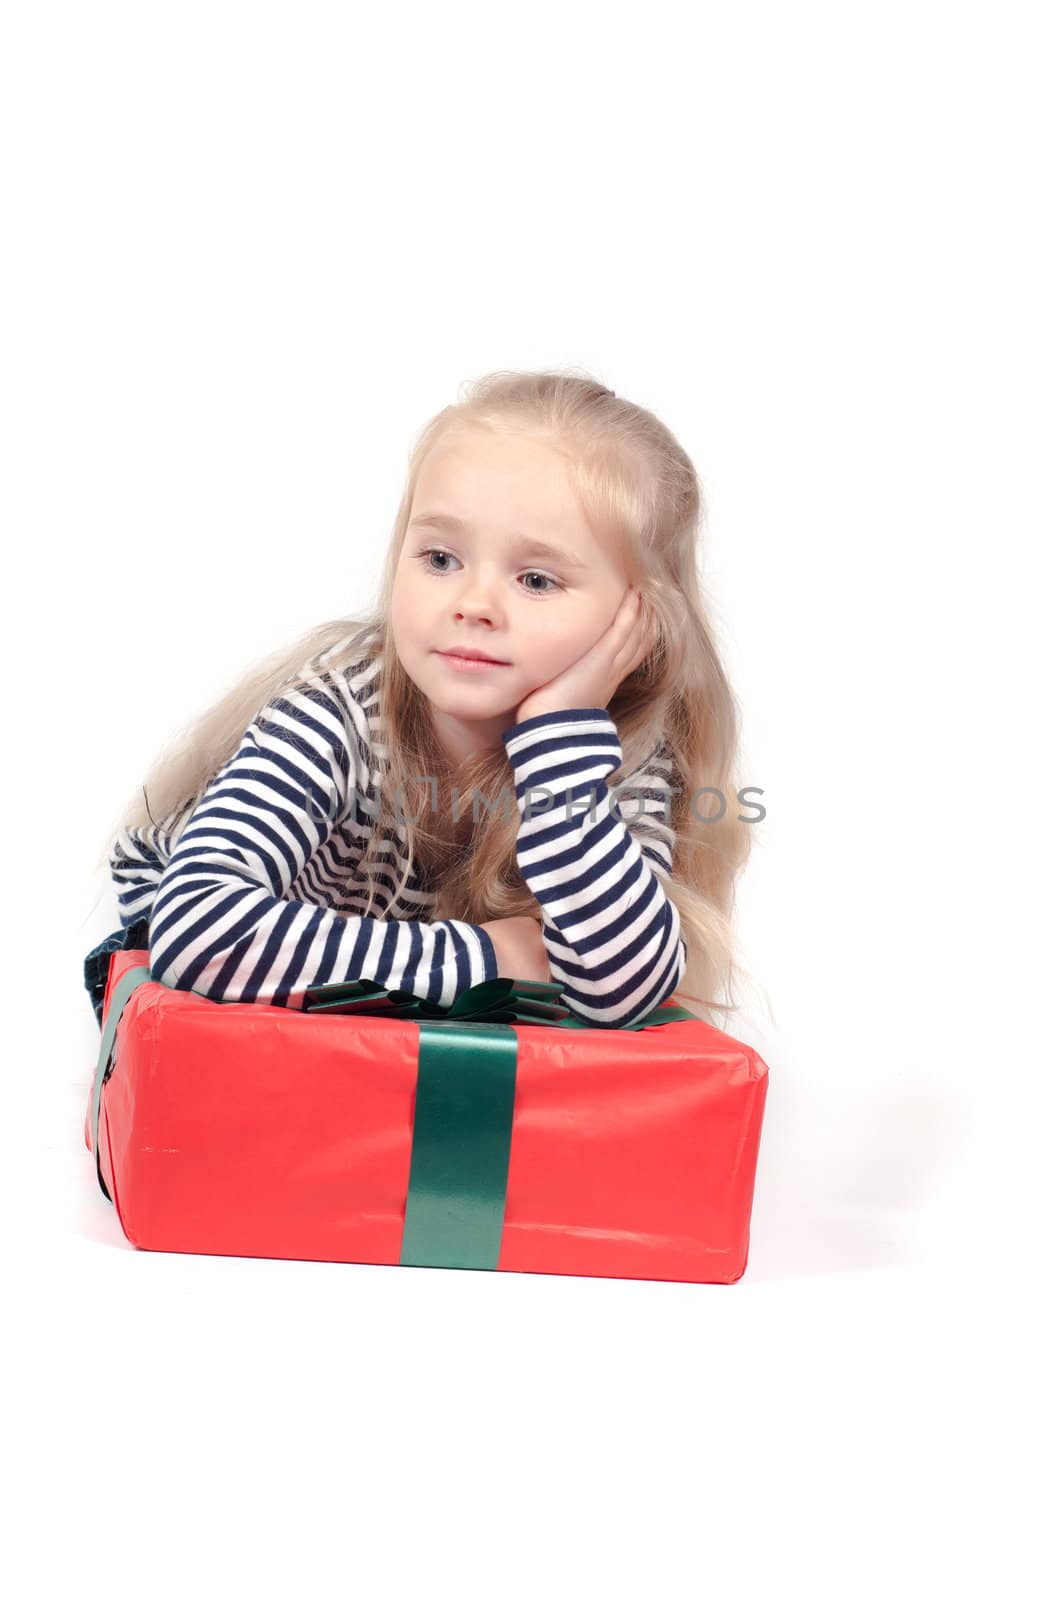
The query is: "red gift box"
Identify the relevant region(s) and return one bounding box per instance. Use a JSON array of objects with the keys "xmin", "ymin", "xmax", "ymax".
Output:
[{"xmin": 85, "ymin": 948, "xmax": 768, "ymax": 1284}]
